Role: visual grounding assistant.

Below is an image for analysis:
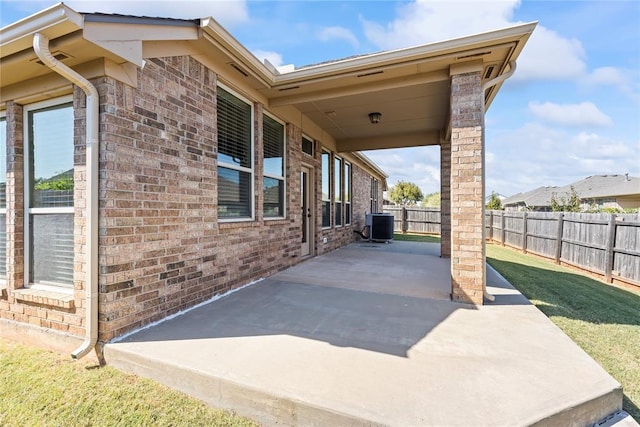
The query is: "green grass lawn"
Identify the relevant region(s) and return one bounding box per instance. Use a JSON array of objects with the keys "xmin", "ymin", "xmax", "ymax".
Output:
[
  {"xmin": 0, "ymin": 338, "xmax": 257, "ymax": 427},
  {"xmin": 393, "ymin": 232, "xmax": 440, "ymax": 243},
  {"xmin": 486, "ymin": 244, "xmax": 640, "ymax": 420}
]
